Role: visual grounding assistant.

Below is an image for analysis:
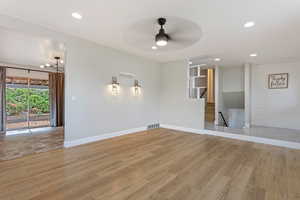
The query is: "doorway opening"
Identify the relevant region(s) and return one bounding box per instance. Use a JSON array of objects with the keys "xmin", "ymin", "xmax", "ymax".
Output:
[
  {"xmin": 198, "ymin": 68, "xmax": 215, "ymax": 124},
  {"xmin": 205, "ymin": 68, "xmax": 215, "ymax": 123},
  {"xmin": 188, "ymin": 63, "xmax": 216, "ymax": 127}
]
